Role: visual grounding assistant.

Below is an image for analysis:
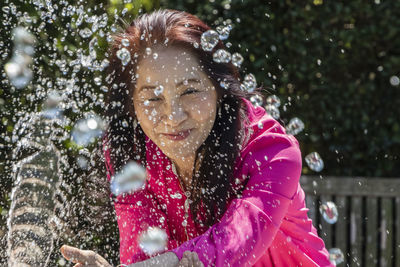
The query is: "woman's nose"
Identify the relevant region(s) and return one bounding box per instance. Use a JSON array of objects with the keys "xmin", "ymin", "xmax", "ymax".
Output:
[{"xmin": 163, "ymin": 100, "xmax": 188, "ymax": 127}]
